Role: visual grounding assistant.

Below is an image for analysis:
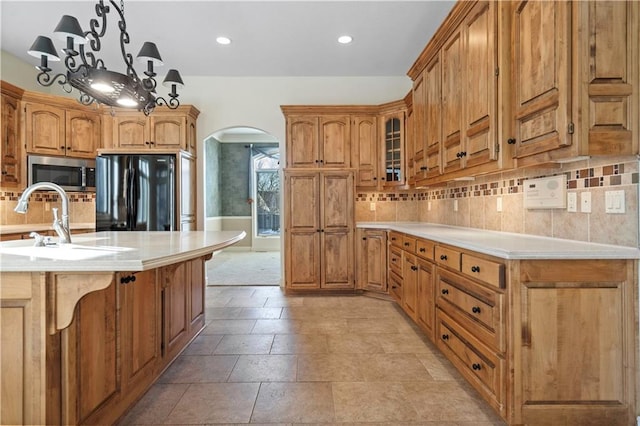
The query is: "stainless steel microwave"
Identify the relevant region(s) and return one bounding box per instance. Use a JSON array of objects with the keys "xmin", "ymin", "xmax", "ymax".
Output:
[{"xmin": 28, "ymin": 155, "xmax": 96, "ymax": 192}]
